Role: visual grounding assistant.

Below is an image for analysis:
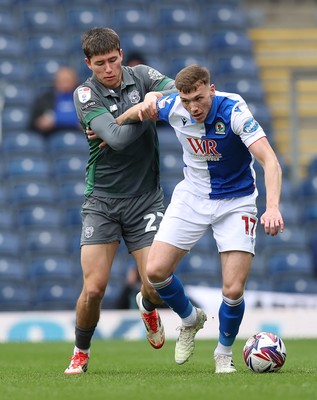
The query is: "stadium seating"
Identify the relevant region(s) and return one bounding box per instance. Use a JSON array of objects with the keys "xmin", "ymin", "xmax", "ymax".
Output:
[
  {"xmin": 35, "ymin": 282, "xmax": 79, "ymax": 310},
  {"xmin": 17, "ymin": 205, "xmax": 64, "ymax": 229},
  {"xmin": 0, "ymin": 256, "xmax": 26, "ymax": 283},
  {"xmin": 0, "ymin": 0, "xmax": 316, "ymax": 307},
  {"xmin": 9, "ymin": 180, "xmax": 57, "ymax": 206},
  {"xmin": 0, "ymin": 283, "xmax": 33, "ymax": 311}
]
